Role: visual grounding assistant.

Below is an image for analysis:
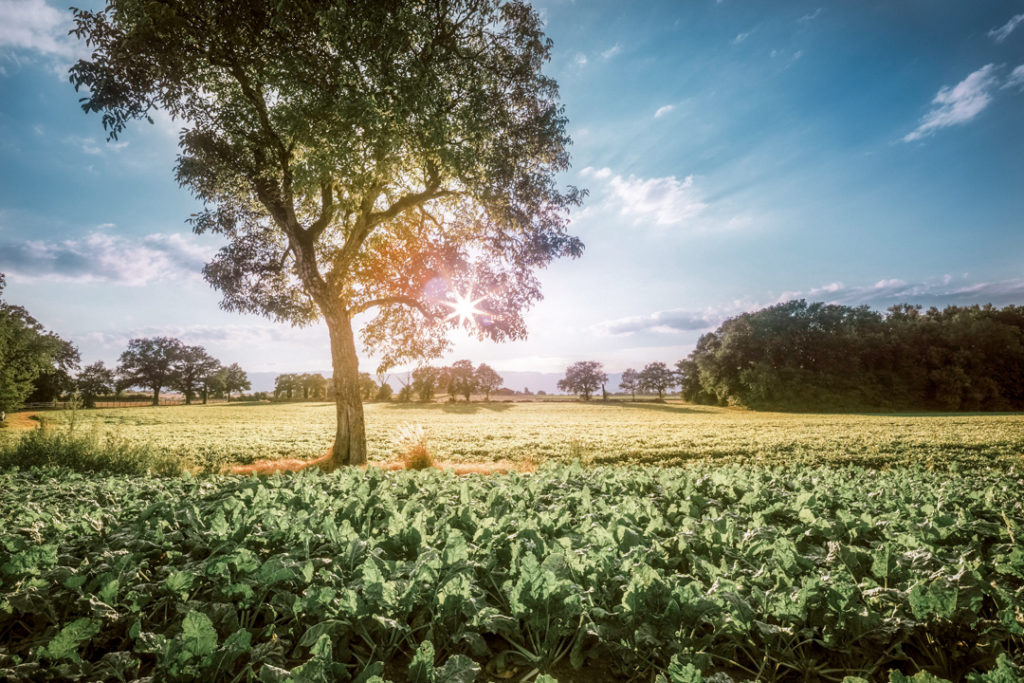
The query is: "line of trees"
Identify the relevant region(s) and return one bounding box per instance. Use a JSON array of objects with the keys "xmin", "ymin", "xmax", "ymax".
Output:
[
  {"xmin": 557, "ymin": 360, "xmax": 680, "ymax": 401},
  {"xmin": 678, "ymin": 300, "xmax": 1024, "ymax": 411},
  {"xmin": 2, "ymin": 280, "xmax": 253, "ymax": 419}
]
